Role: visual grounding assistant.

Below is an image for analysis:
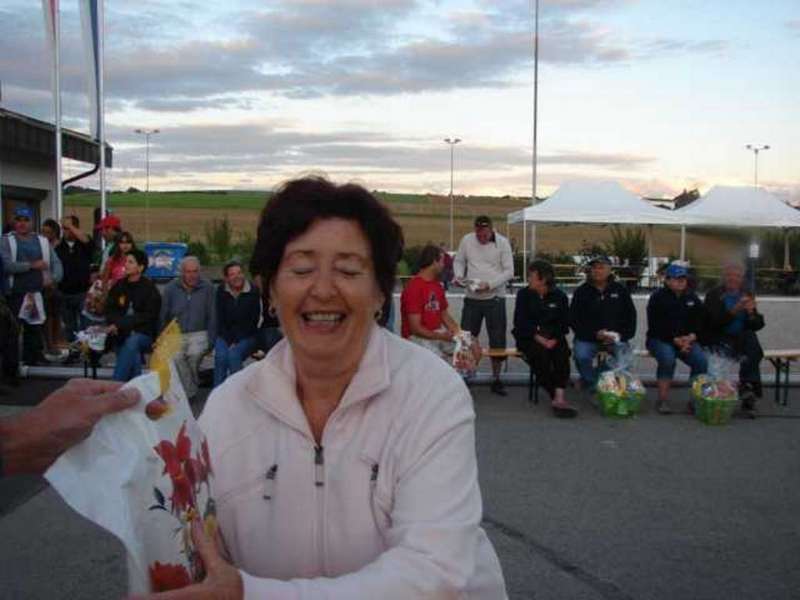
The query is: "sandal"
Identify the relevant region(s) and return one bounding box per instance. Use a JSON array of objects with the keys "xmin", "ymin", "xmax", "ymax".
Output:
[{"xmin": 551, "ymin": 401, "xmax": 578, "ymax": 418}]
